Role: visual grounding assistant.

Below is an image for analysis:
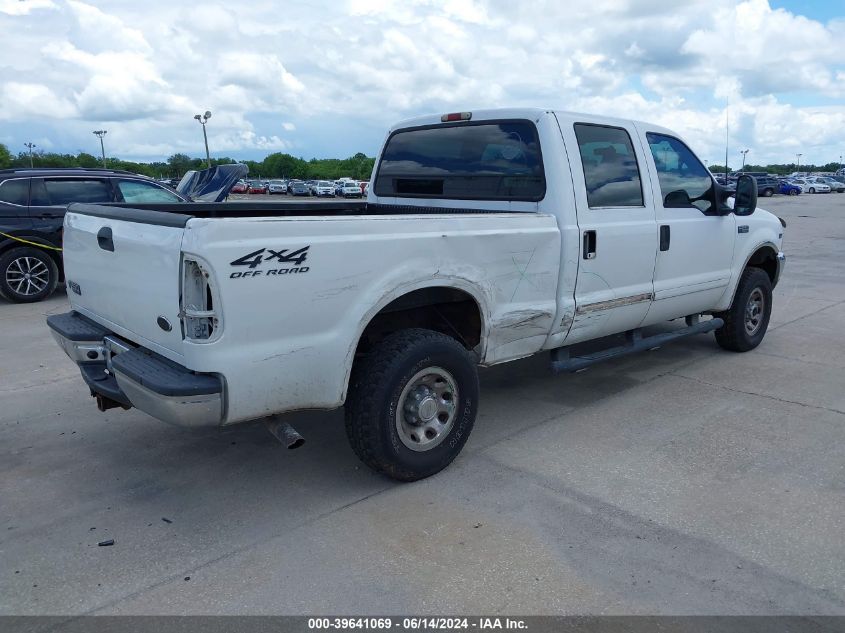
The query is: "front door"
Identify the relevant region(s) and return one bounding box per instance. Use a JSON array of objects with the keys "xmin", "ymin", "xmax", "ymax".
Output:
[
  {"xmin": 637, "ymin": 130, "xmax": 736, "ymax": 324},
  {"xmin": 557, "ymin": 118, "xmax": 658, "ymax": 345}
]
